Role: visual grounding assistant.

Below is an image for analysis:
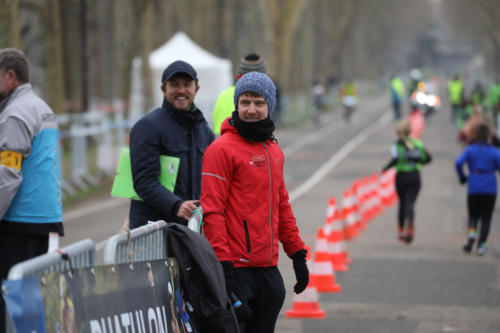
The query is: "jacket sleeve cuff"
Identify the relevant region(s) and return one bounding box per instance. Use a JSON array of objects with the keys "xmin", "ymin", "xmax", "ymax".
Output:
[
  {"xmin": 291, "ymin": 249, "xmax": 307, "ymax": 260},
  {"xmin": 171, "ymin": 200, "xmax": 183, "ymax": 217}
]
